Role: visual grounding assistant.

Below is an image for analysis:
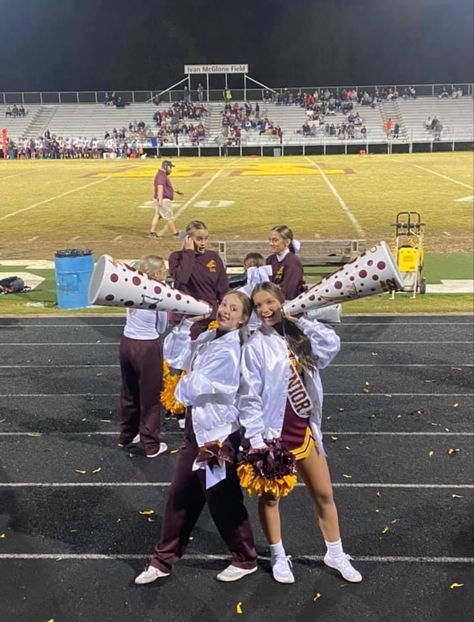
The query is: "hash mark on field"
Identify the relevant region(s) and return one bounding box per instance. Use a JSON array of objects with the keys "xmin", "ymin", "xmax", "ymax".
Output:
[
  {"xmin": 27, "ymin": 236, "xmax": 39, "ymax": 242},
  {"xmin": 444, "ymin": 231, "xmax": 451, "ymax": 236},
  {"xmin": 69, "ymin": 236, "xmax": 80, "ymax": 241},
  {"xmin": 304, "ymin": 156, "xmax": 365, "ymax": 237},
  {"xmin": 0, "ymin": 175, "xmax": 113, "ymax": 222},
  {"xmin": 113, "ymin": 235, "xmax": 123, "ymax": 241}
]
